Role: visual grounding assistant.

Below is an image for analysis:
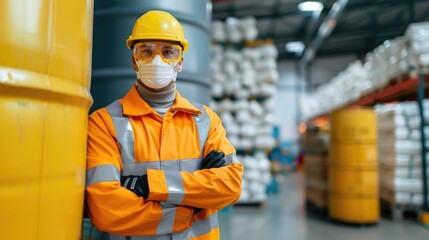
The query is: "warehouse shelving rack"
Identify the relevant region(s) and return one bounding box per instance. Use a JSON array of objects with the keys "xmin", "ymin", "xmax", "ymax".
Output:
[
  {"xmin": 310, "ymin": 73, "xmax": 429, "ymax": 227},
  {"xmin": 310, "ymin": 76, "xmax": 429, "ymax": 121},
  {"xmin": 351, "ymin": 76, "xmax": 420, "ymax": 106}
]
